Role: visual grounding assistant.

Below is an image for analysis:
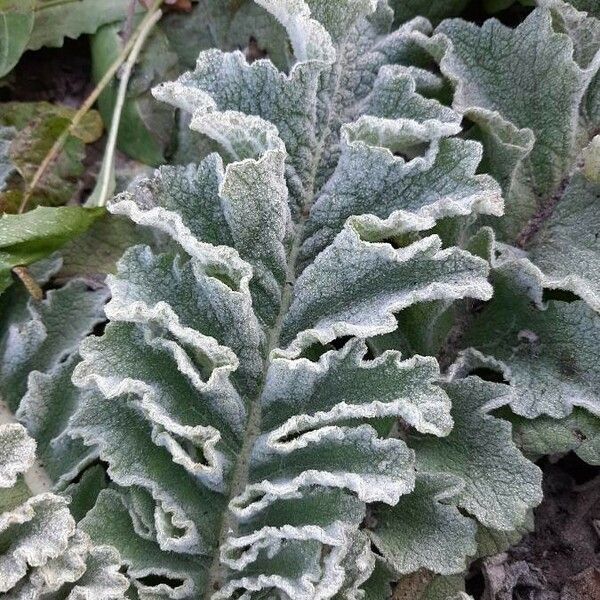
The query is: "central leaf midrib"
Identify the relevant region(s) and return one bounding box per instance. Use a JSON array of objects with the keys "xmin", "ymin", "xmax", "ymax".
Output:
[
  {"xmin": 204, "ymin": 215, "xmax": 310, "ymax": 598},
  {"xmin": 204, "ymin": 33, "xmax": 349, "ymax": 595}
]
